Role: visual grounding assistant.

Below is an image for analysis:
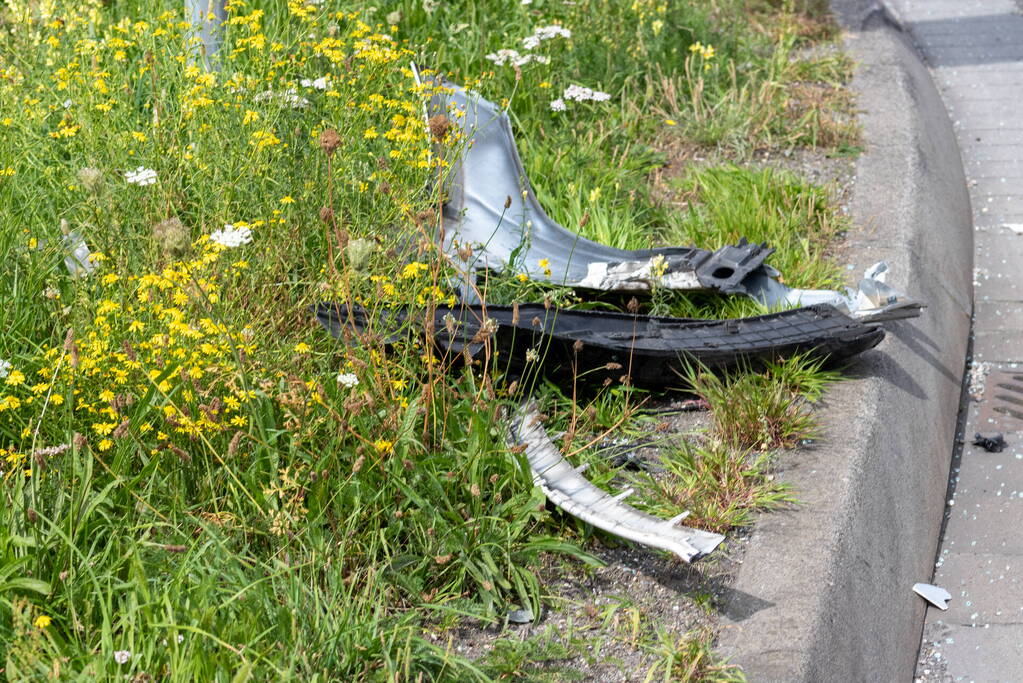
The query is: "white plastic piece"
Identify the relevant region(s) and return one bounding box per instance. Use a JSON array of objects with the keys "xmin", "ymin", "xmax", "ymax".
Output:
[
  {"xmin": 913, "ymin": 582, "xmax": 951, "ymax": 610},
  {"xmin": 63, "ymin": 231, "xmax": 95, "ymax": 278}
]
